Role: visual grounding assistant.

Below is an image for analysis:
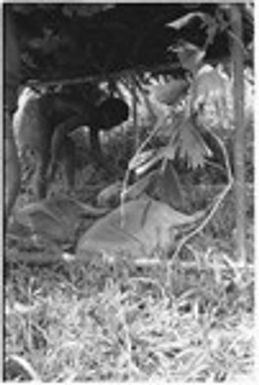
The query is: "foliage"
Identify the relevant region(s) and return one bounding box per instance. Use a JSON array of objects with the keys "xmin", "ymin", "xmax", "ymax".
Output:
[{"xmin": 126, "ymin": 64, "xmax": 233, "ymax": 219}]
